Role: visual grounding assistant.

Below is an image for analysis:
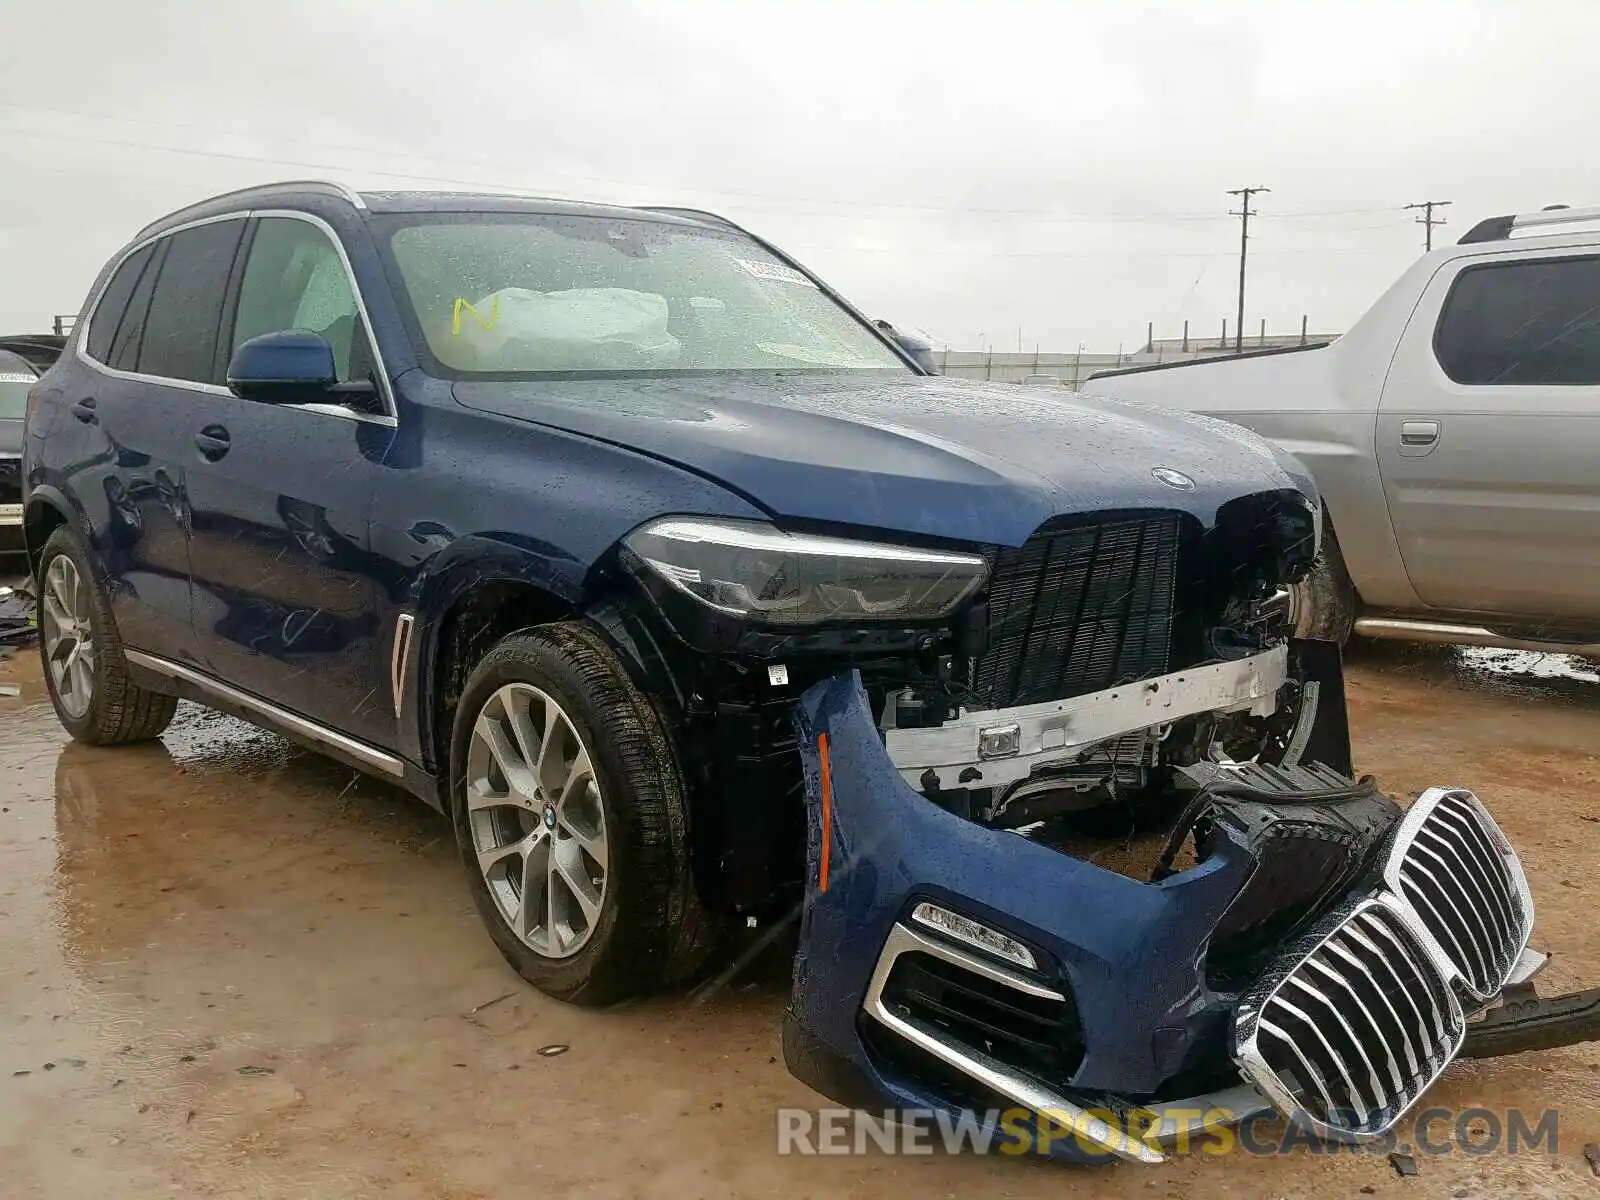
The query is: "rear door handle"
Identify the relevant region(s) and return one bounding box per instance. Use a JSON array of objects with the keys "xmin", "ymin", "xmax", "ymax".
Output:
[
  {"xmin": 194, "ymin": 425, "xmax": 231, "ymax": 461},
  {"xmin": 1400, "ymin": 419, "xmax": 1440, "ymax": 446},
  {"xmin": 71, "ymin": 397, "xmax": 98, "ymax": 424}
]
